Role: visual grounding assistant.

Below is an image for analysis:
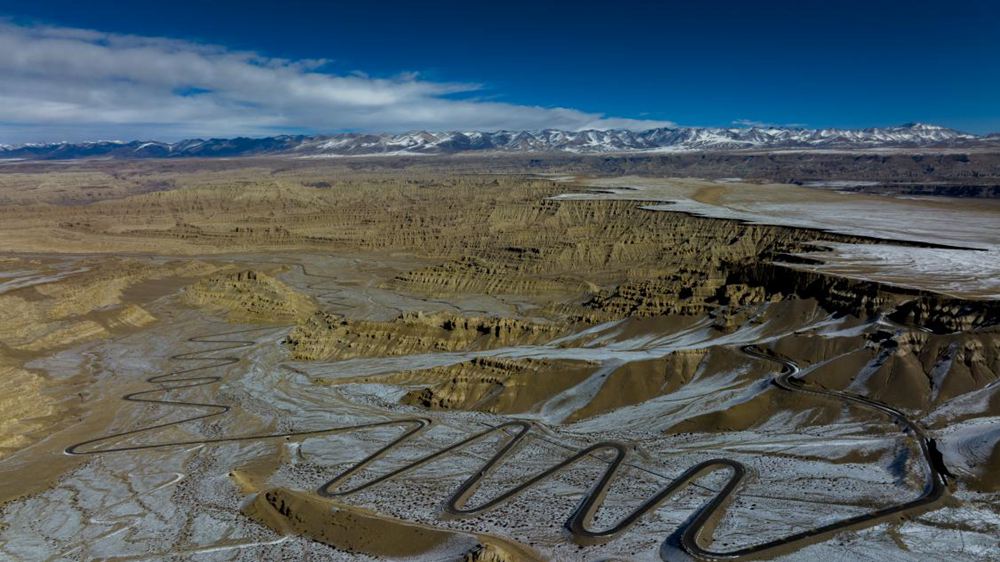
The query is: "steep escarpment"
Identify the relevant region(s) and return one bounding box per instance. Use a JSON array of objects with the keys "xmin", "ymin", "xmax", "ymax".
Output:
[
  {"xmin": 389, "ymin": 256, "xmax": 577, "ymax": 296},
  {"xmin": 577, "ymin": 254, "xmax": 998, "ymax": 334},
  {"xmin": 577, "ymin": 269, "xmax": 731, "ymax": 320},
  {"xmin": 387, "ymin": 197, "xmax": 884, "ymax": 301}
]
